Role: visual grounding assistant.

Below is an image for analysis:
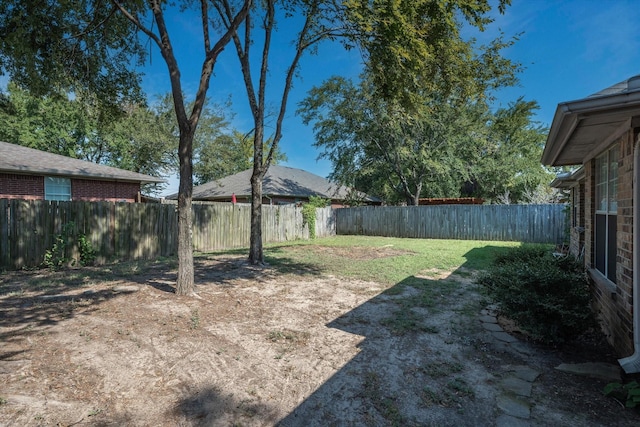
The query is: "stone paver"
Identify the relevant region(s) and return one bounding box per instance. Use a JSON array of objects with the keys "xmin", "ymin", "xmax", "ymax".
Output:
[
  {"xmin": 512, "ymin": 366, "xmax": 541, "ymax": 382},
  {"xmin": 501, "ymin": 377, "xmax": 533, "ymax": 397},
  {"xmin": 509, "ymin": 342, "xmax": 536, "ymax": 356},
  {"xmin": 492, "ymin": 331, "xmax": 519, "ymax": 343},
  {"xmin": 479, "ymin": 307, "xmax": 539, "ymax": 424},
  {"xmin": 496, "ymin": 414, "xmax": 531, "ymax": 427},
  {"xmin": 478, "ymin": 314, "xmax": 498, "ymax": 323},
  {"xmin": 496, "ymin": 394, "xmax": 531, "ymax": 419},
  {"xmin": 482, "ymin": 322, "xmax": 503, "ymax": 332},
  {"xmin": 555, "ymin": 362, "xmax": 621, "ymax": 382}
]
